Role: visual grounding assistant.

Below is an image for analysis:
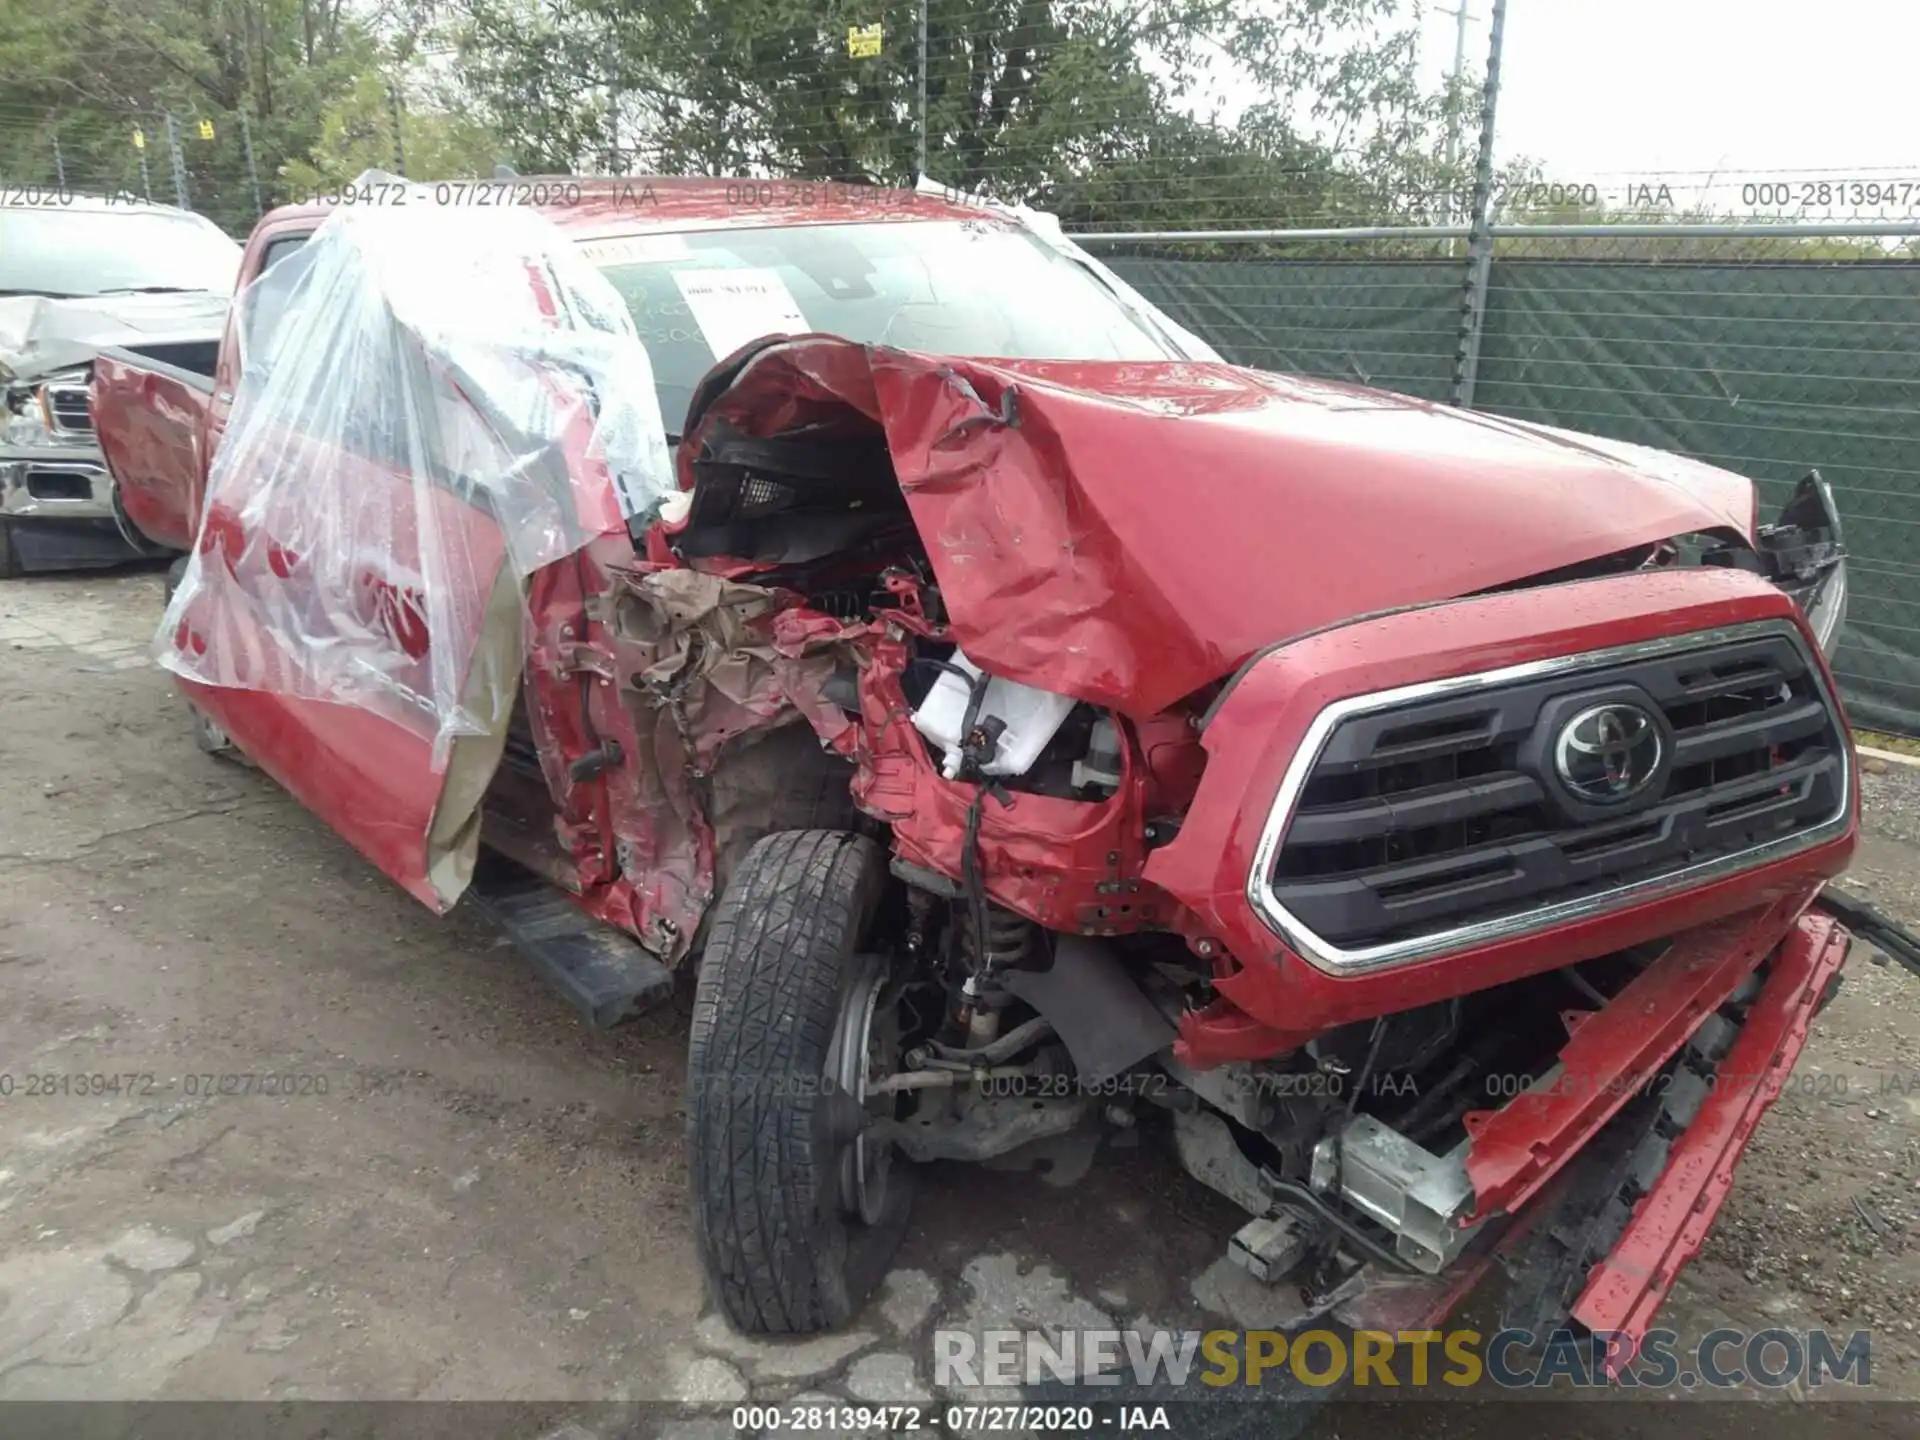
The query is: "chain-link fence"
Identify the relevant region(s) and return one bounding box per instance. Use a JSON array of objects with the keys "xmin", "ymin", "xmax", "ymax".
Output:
[
  {"xmin": 1082, "ymin": 229, "xmax": 1920, "ymax": 737},
  {"xmin": 1082, "ymin": 223, "xmax": 1920, "ymax": 735},
  {"xmin": 0, "ymin": 100, "xmax": 278, "ymax": 234},
  {"xmin": 442, "ymin": 0, "xmax": 1487, "ymax": 230}
]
